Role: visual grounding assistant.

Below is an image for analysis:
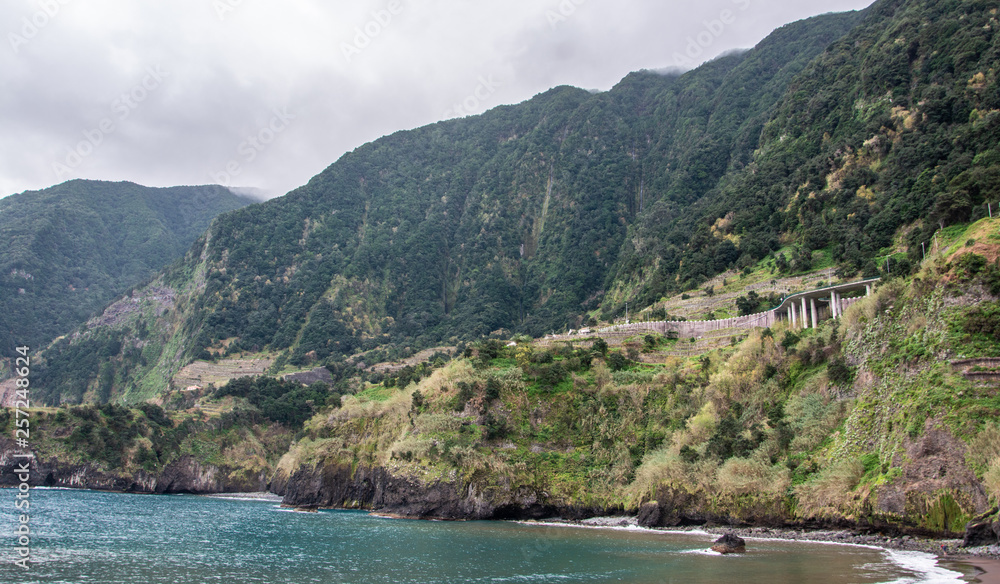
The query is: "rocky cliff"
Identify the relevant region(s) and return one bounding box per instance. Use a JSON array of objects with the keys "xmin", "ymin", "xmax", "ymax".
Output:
[{"xmin": 0, "ymin": 438, "xmax": 267, "ymax": 494}]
